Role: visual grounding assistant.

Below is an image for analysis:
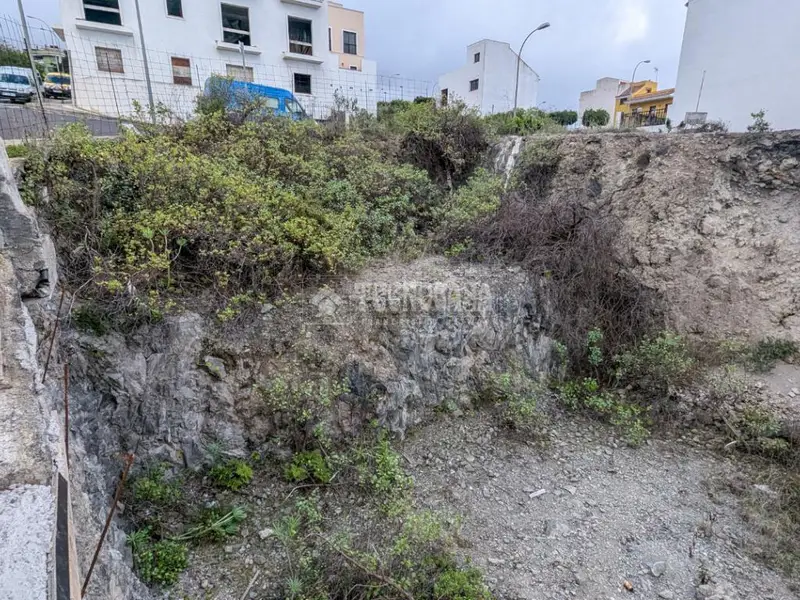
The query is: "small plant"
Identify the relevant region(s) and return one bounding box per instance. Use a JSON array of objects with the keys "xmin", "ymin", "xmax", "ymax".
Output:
[
  {"xmin": 477, "ymin": 369, "xmax": 547, "ymax": 439},
  {"xmin": 127, "ymin": 533, "xmax": 188, "ymax": 587},
  {"xmin": 5, "ymin": 144, "xmax": 27, "ymax": 159},
  {"xmin": 747, "ymin": 109, "xmax": 772, "ymax": 133},
  {"xmin": 132, "ymin": 465, "xmax": 182, "ymax": 506},
  {"xmin": 434, "ymin": 564, "xmax": 493, "ymax": 600},
  {"xmin": 284, "ymin": 450, "xmax": 333, "ymax": 484},
  {"xmin": 615, "ymin": 331, "xmax": 696, "ymax": 396},
  {"xmin": 747, "ymin": 338, "xmax": 798, "ymax": 373},
  {"xmin": 174, "ymin": 506, "xmax": 247, "ymax": 543},
  {"xmin": 208, "ymin": 458, "xmax": 253, "ymax": 491}
]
